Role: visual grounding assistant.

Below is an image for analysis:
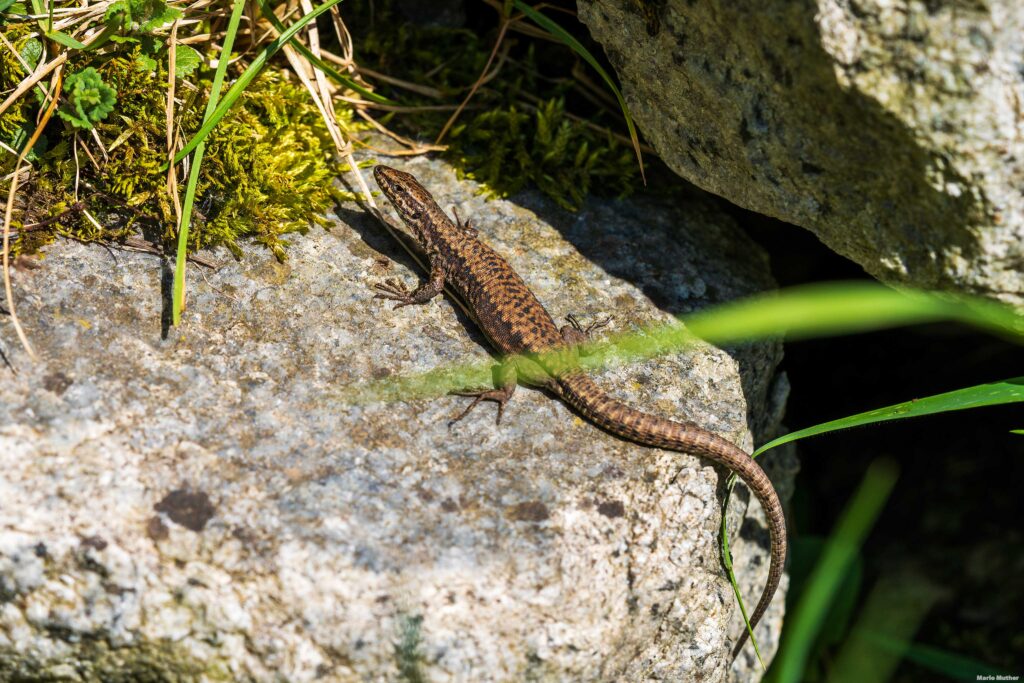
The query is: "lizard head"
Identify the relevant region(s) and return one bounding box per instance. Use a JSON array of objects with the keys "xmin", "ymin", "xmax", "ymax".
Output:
[{"xmin": 374, "ymin": 165, "xmax": 439, "ymax": 247}]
